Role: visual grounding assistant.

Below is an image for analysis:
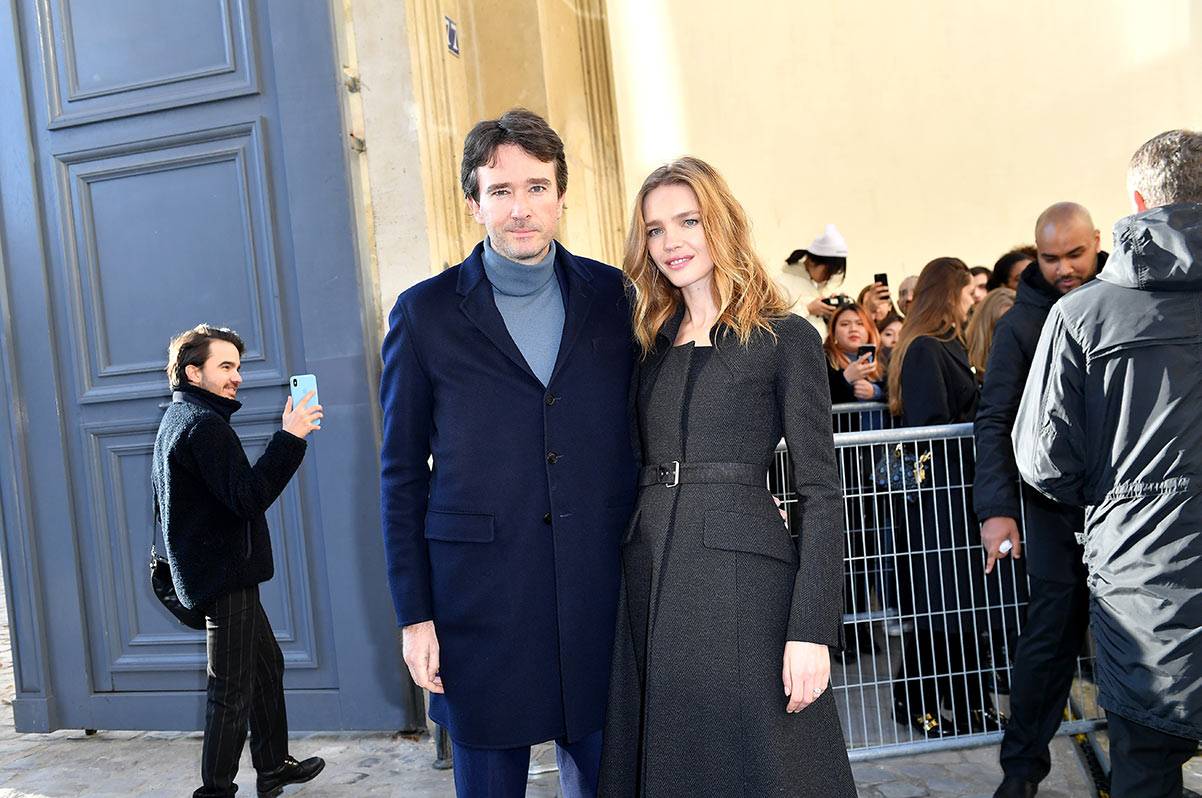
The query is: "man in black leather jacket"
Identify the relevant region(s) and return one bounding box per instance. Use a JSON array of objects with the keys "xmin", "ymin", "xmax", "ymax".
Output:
[{"xmin": 973, "ymin": 203, "xmax": 1105, "ymax": 798}]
